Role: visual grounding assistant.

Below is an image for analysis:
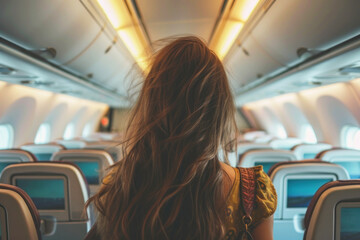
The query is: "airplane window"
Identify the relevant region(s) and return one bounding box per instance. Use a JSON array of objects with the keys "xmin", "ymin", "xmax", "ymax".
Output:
[
  {"xmin": 63, "ymin": 123, "xmax": 75, "ymax": 140},
  {"xmin": 341, "ymin": 126, "xmax": 360, "ymax": 150},
  {"xmin": 354, "ymin": 131, "xmax": 360, "ymax": 149},
  {"xmin": 34, "ymin": 123, "xmax": 51, "ymax": 144},
  {"xmin": 0, "ymin": 124, "xmax": 14, "ymax": 149},
  {"xmin": 300, "ymin": 124, "xmax": 317, "ymax": 143},
  {"xmin": 82, "ymin": 123, "xmax": 92, "ymax": 137},
  {"xmin": 275, "ymin": 125, "xmax": 287, "ymax": 139}
]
